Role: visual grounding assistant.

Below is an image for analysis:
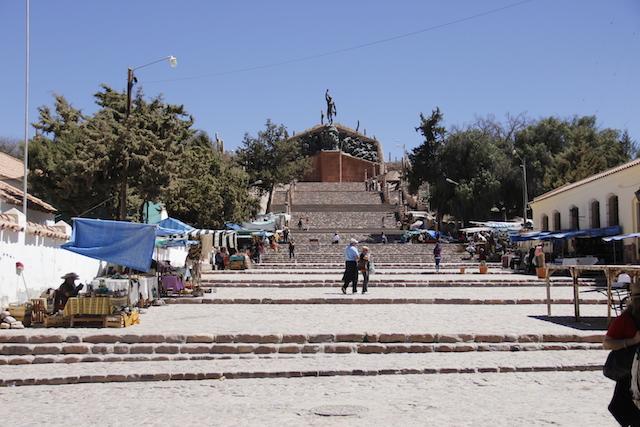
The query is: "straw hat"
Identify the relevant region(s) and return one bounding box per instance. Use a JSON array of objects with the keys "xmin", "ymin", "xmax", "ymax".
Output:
[
  {"xmin": 350, "ymin": 238, "xmax": 358, "ymax": 245},
  {"xmin": 61, "ymin": 272, "xmax": 79, "ymax": 280}
]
